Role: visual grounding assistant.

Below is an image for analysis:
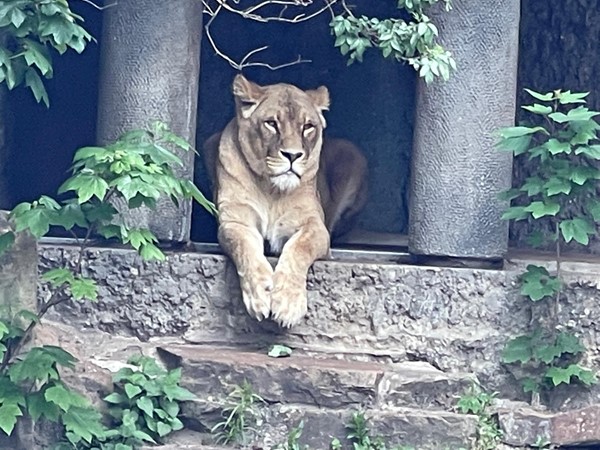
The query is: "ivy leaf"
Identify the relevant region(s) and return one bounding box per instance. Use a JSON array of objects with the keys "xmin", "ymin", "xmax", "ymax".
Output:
[
  {"xmin": 545, "ymin": 367, "xmax": 572, "ymax": 386},
  {"xmin": 533, "ymin": 344, "xmax": 562, "ymax": 364},
  {"xmin": 550, "ymin": 106, "xmax": 600, "ymax": 123},
  {"xmin": 45, "ymin": 383, "xmax": 89, "ymax": 412},
  {"xmin": 103, "ymin": 392, "xmax": 127, "ymax": 404},
  {"xmin": 555, "ymin": 332, "xmax": 585, "ymax": 355},
  {"xmin": 0, "ymin": 403, "xmax": 23, "ymax": 435},
  {"xmin": 502, "ymin": 335, "xmax": 533, "ymax": 364},
  {"xmin": 139, "ymin": 243, "xmax": 165, "ymax": 261},
  {"xmin": 520, "ymin": 177, "xmax": 544, "ymax": 196},
  {"xmin": 24, "ymin": 69, "xmax": 50, "ymax": 108},
  {"xmin": 27, "ymin": 390, "xmax": 61, "ymax": 422},
  {"xmin": 501, "ymin": 206, "xmax": 528, "ymax": 221},
  {"xmin": 520, "ymin": 265, "xmax": 560, "ymax": 301},
  {"xmin": 544, "ymin": 139, "xmax": 571, "ymax": 155},
  {"xmin": 499, "ymin": 126, "xmax": 548, "ymax": 139},
  {"xmin": 543, "ymin": 178, "xmax": 571, "ymax": 196},
  {"xmin": 560, "ymin": 218, "xmax": 595, "ymax": 245},
  {"xmin": 268, "ymin": 344, "xmax": 293, "ymax": 358},
  {"xmin": 156, "ymin": 421, "xmax": 172, "ymax": 437},
  {"xmin": 162, "ymin": 385, "xmax": 196, "ymax": 402},
  {"xmin": 558, "ymin": 91, "xmax": 589, "ymax": 104},
  {"xmin": 497, "ymin": 188, "xmax": 521, "ymax": 202},
  {"xmin": 70, "ymin": 277, "xmax": 98, "ymax": 301},
  {"xmin": 42, "ymin": 268, "xmax": 75, "ymax": 287},
  {"xmin": 524, "ymin": 89, "xmax": 554, "ymax": 102},
  {"xmin": 522, "ymin": 103, "xmax": 553, "ymax": 115},
  {"xmin": 586, "ymin": 200, "xmax": 600, "ymax": 222},
  {"xmin": 574, "ymin": 144, "xmax": 600, "ymax": 159},
  {"xmin": 521, "ymin": 377, "xmax": 540, "ymax": 394},
  {"xmin": 523, "ymin": 201, "xmax": 560, "ymax": 219},
  {"xmin": 62, "ymin": 406, "xmax": 106, "ymax": 443}
]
